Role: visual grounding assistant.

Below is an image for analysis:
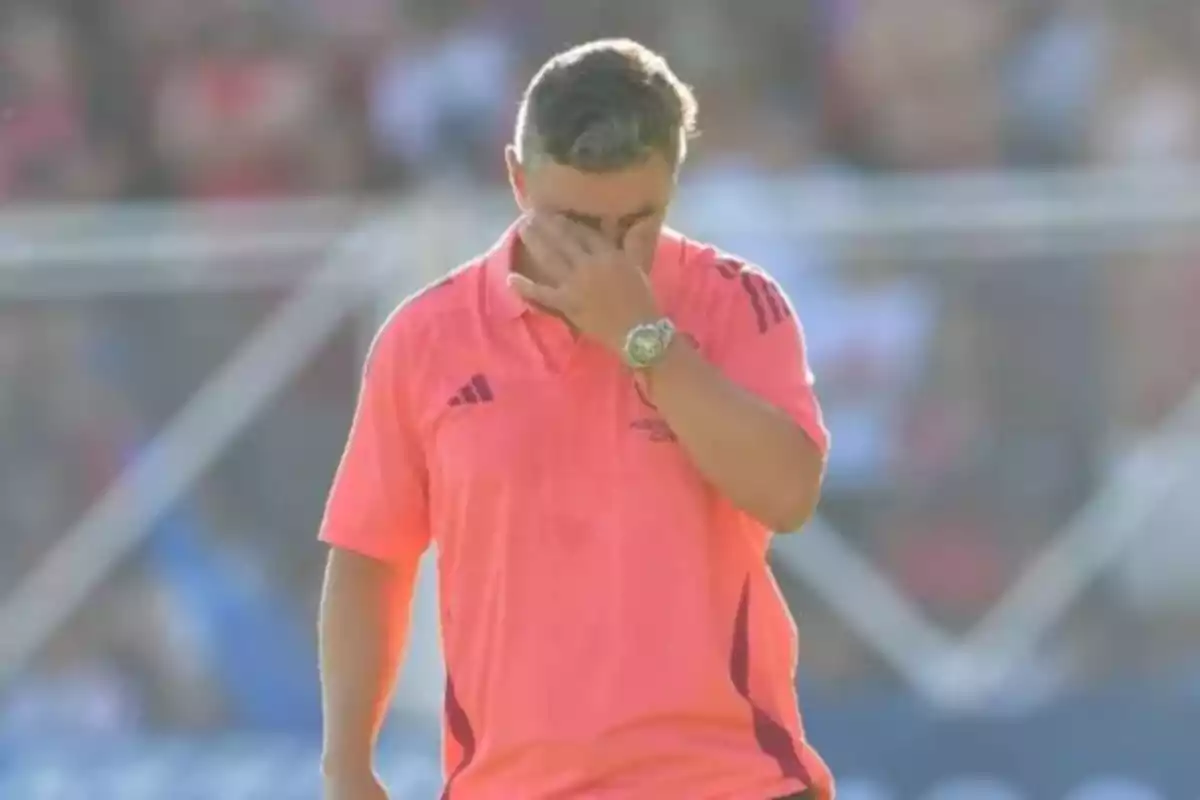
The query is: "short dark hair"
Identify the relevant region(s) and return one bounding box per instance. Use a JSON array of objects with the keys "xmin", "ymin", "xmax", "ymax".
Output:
[{"xmin": 515, "ymin": 39, "xmax": 698, "ymax": 173}]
